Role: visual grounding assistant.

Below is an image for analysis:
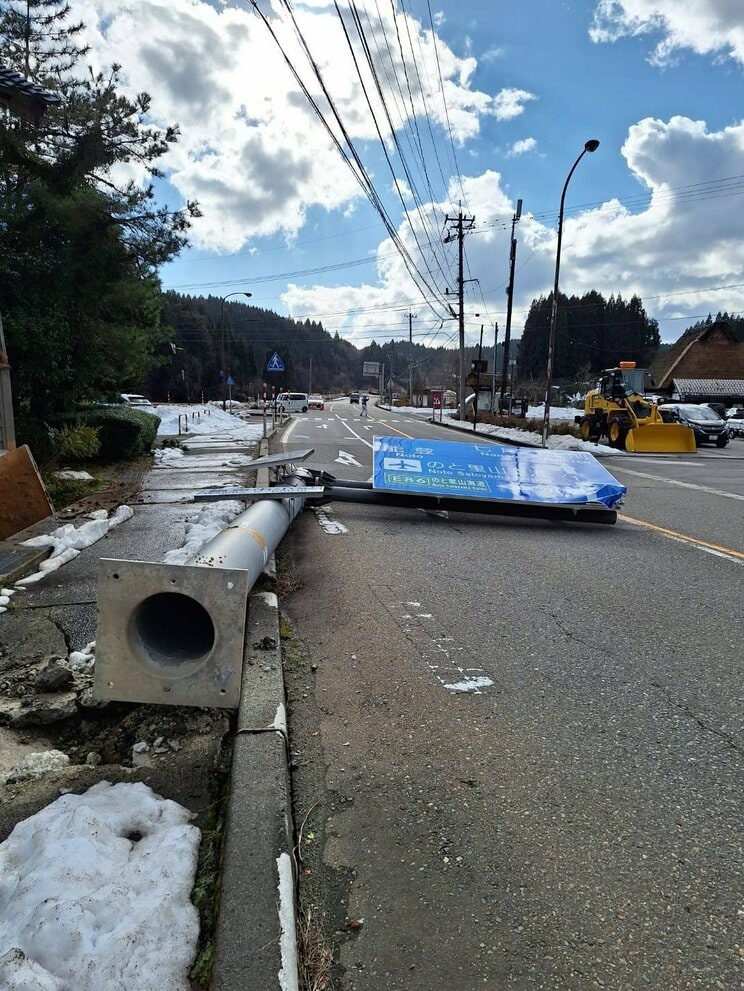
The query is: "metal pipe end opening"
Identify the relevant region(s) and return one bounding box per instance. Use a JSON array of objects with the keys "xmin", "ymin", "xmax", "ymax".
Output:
[{"xmin": 129, "ymin": 592, "xmax": 215, "ymax": 669}]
